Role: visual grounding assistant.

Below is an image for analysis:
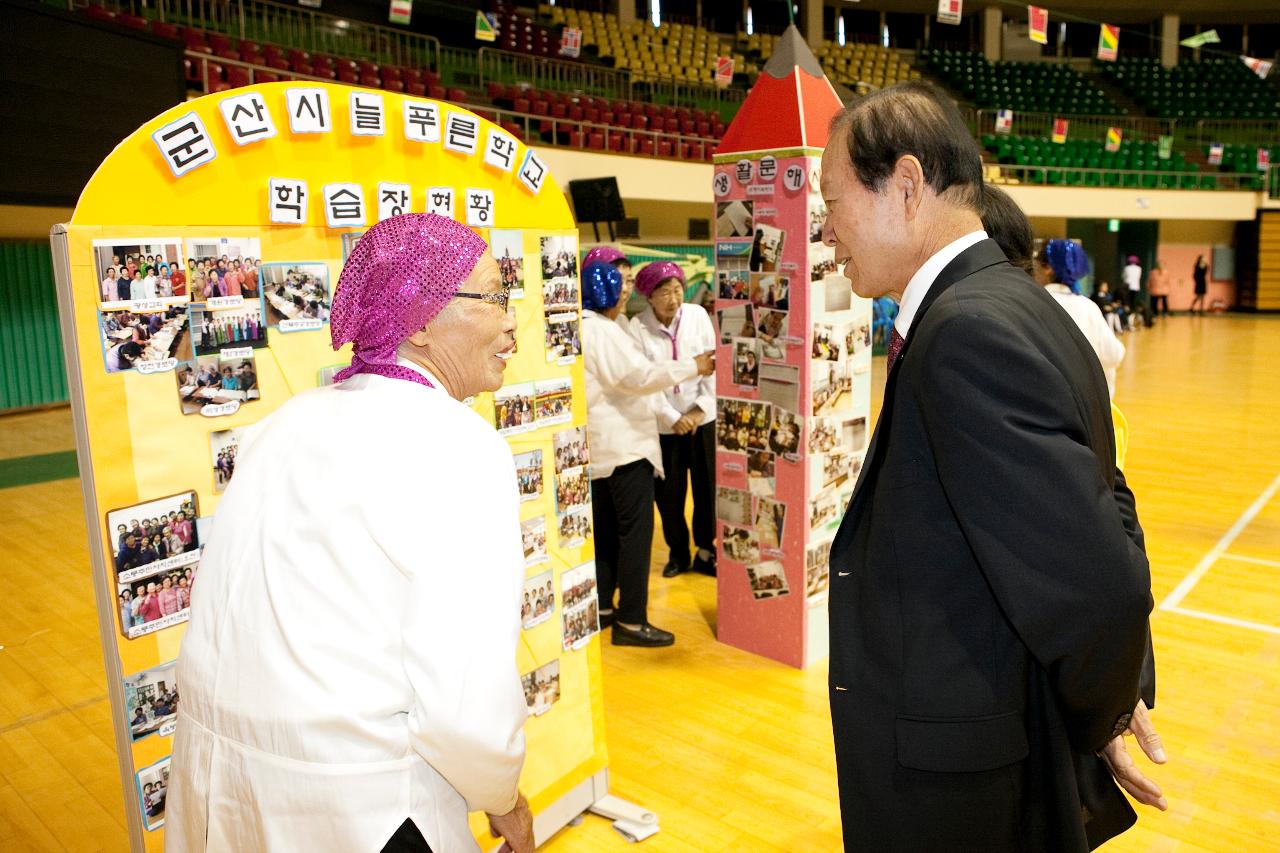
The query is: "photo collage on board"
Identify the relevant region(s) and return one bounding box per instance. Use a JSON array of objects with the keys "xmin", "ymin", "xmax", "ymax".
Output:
[
  {"xmin": 807, "ymin": 220, "xmax": 873, "ymax": 543},
  {"xmin": 93, "ymin": 238, "xmax": 192, "ymax": 374},
  {"xmin": 712, "ymin": 154, "xmax": 829, "ymax": 606}
]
